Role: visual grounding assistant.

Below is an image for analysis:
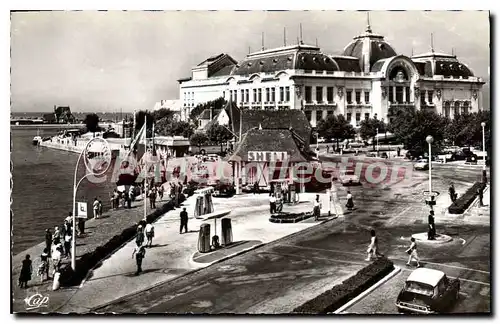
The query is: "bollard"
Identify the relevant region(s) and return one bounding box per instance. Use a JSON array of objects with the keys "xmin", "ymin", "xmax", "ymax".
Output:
[
  {"xmin": 221, "ymin": 218, "xmax": 233, "ymax": 246},
  {"xmin": 52, "ymin": 272, "xmax": 61, "ymax": 291}
]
